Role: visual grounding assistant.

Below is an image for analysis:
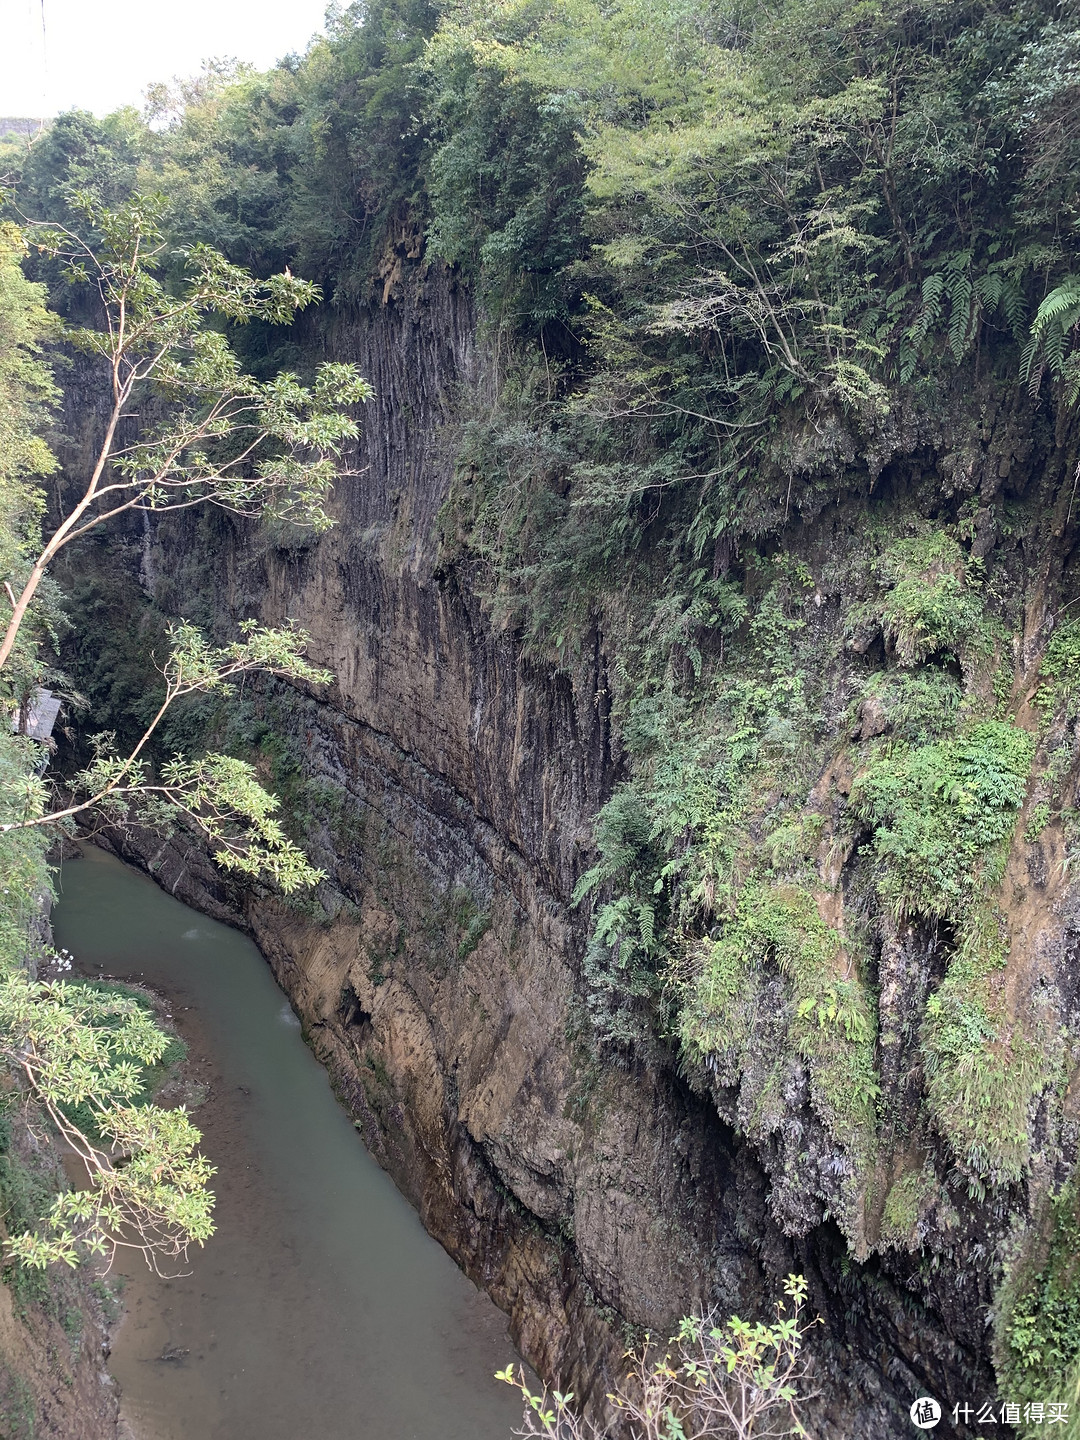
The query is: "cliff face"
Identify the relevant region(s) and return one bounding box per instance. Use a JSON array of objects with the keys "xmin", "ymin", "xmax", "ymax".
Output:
[
  {"xmin": 0, "ymin": 1223, "xmax": 120, "ymax": 1440},
  {"xmin": 0, "ymin": 1028, "xmax": 120, "ymax": 1440},
  {"xmin": 91, "ymin": 253, "xmax": 1072, "ymax": 1439}
]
